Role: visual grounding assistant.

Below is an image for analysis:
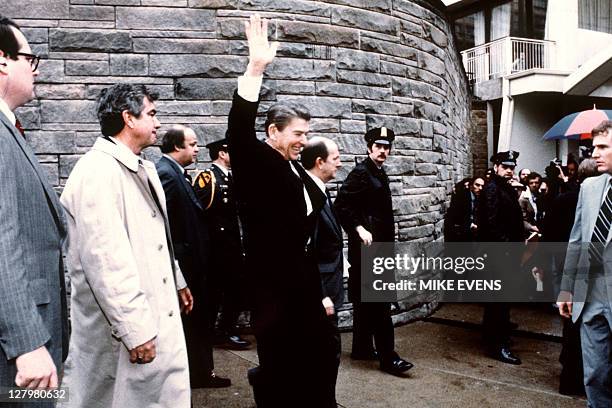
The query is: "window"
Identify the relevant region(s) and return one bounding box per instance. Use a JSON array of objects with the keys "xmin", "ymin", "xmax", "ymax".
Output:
[{"xmin": 579, "ymin": 0, "xmax": 612, "ymax": 34}]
